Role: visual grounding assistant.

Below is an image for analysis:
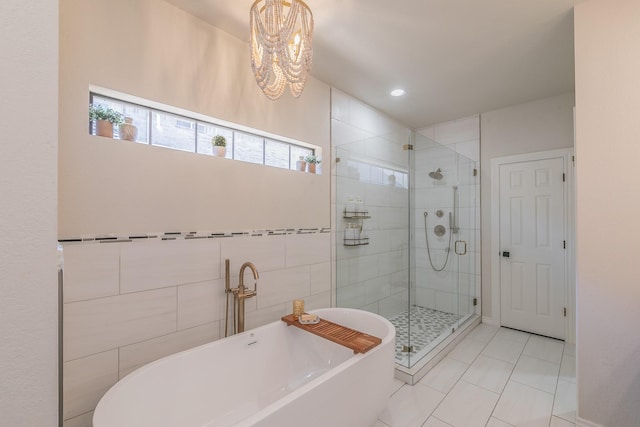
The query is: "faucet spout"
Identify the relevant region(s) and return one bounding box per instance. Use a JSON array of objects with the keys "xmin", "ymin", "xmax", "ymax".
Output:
[
  {"xmin": 236, "ymin": 262, "xmax": 259, "ymax": 333},
  {"xmin": 239, "ymin": 261, "xmax": 259, "ymax": 294}
]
